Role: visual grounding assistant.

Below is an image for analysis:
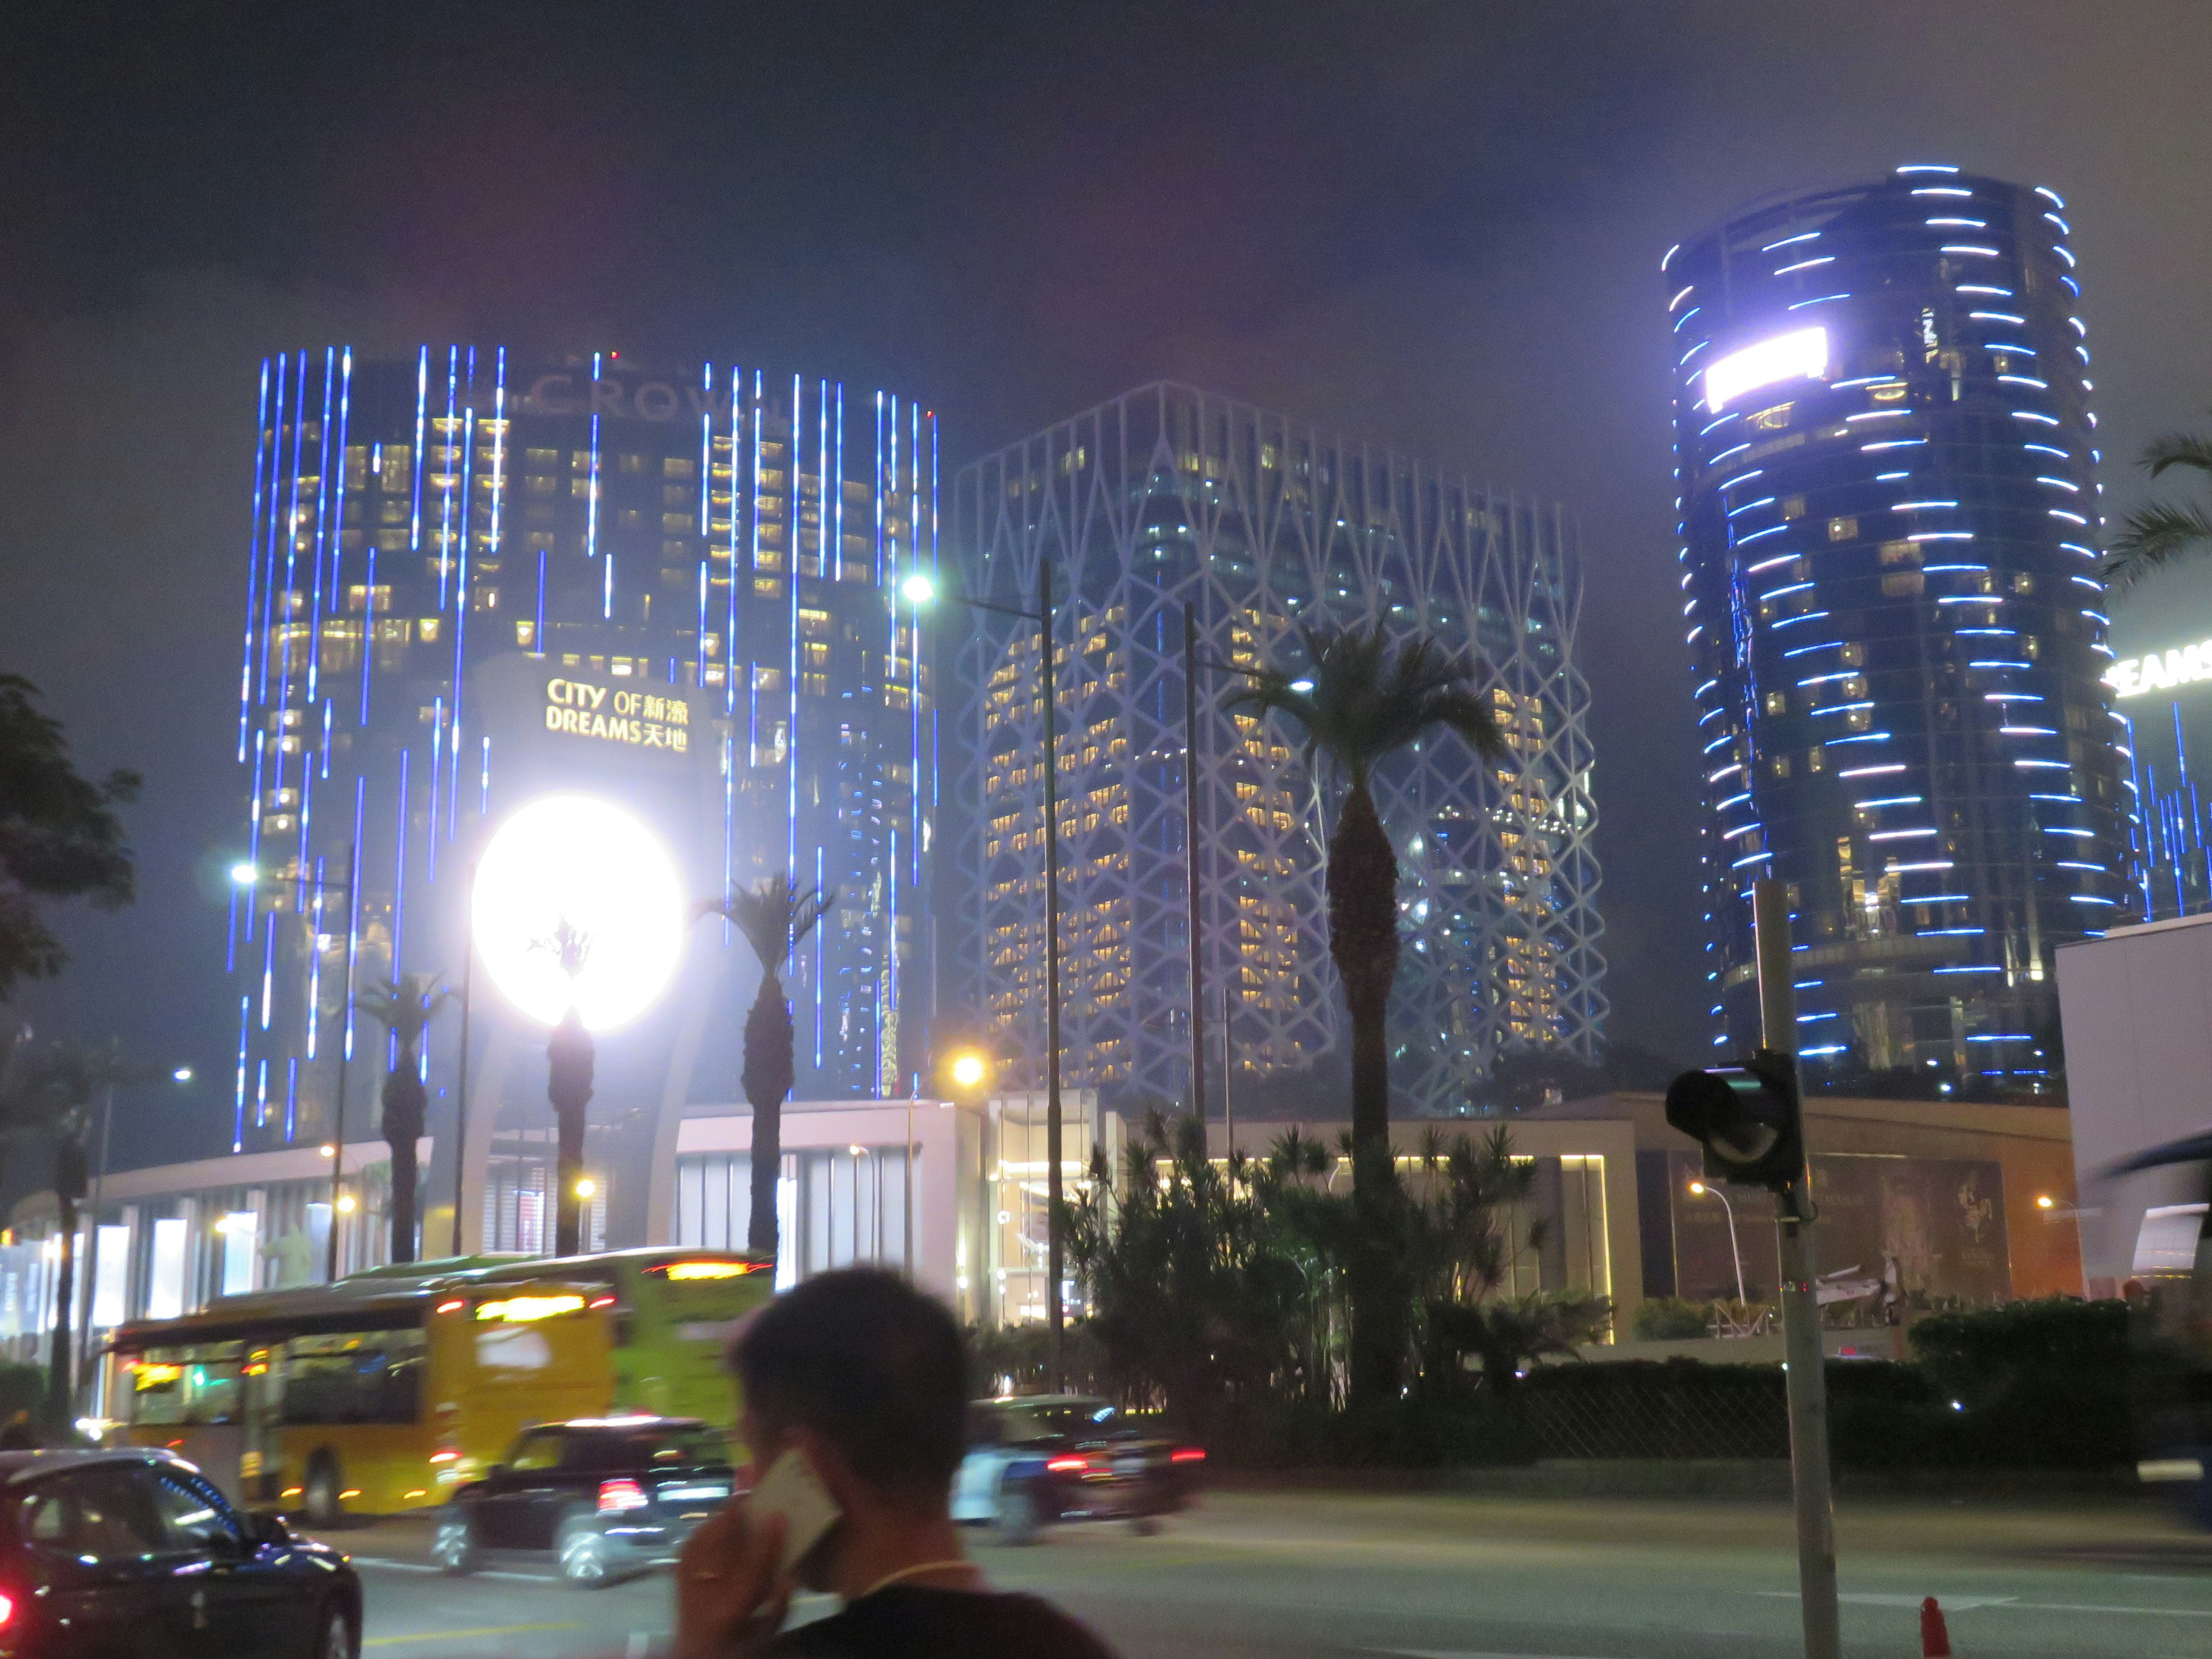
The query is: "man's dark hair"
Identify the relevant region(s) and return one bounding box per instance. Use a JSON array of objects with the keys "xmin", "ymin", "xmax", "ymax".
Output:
[{"xmin": 733, "ymin": 1268, "xmax": 969, "ymax": 1500}]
